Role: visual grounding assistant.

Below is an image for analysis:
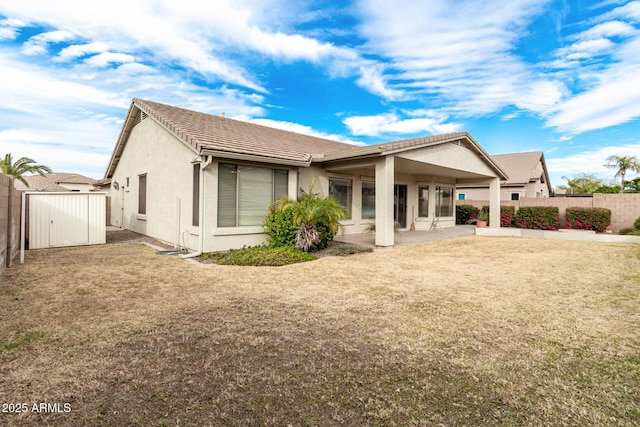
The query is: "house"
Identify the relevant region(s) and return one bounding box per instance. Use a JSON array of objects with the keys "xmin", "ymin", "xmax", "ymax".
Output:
[
  {"xmin": 103, "ymin": 99, "xmax": 507, "ymax": 252},
  {"xmin": 456, "ymin": 151, "xmax": 551, "ymax": 201},
  {"xmin": 14, "ymin": 172, "xmax": 98, "ymax": 192}
]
